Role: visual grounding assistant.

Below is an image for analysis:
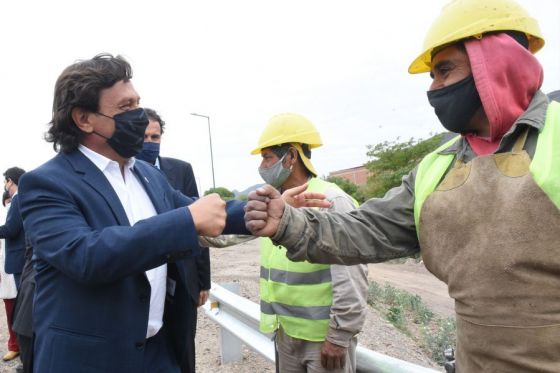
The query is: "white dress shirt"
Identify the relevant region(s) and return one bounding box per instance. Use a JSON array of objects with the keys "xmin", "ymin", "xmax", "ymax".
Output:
[{"xmin": 79, "ymin": 145, "xmax": 166, "ymax": 338}]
